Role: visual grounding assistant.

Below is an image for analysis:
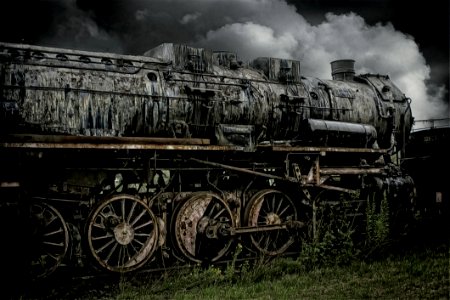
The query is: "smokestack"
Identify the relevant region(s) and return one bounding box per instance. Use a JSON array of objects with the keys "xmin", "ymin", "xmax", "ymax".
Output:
[{"xmin": 330, "ymin": 59, "xmax": 355, "ymax": 81}]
